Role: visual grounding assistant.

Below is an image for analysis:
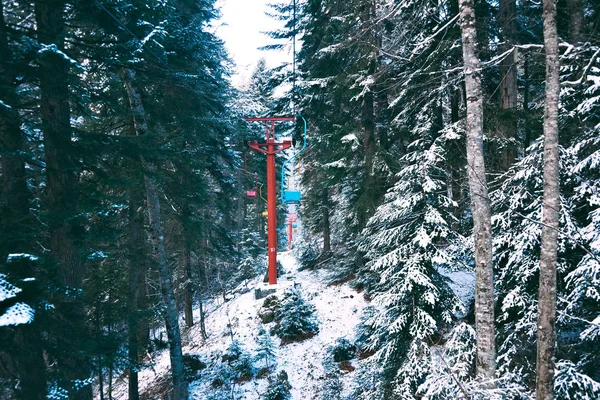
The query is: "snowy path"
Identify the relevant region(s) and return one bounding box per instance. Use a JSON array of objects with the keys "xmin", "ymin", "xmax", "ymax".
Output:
[{"xmin": 111, "ymin": 250, "xmax": 367, "ymax": 400}]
